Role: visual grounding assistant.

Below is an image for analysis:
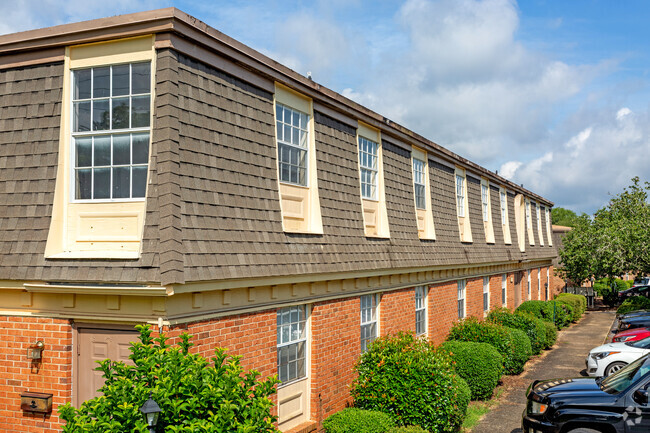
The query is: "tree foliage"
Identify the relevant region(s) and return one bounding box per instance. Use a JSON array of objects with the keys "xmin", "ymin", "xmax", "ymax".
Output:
[
  {"xmin": 558, "ymin": 177, "xmax": 650, "ymax": 285},
  {"xmin": 59, "ymin": 325, "xmax": 279, "ymax": 433},
  {"xmin": 551, "ymin": 207, "xmax": 581, "ymax": 227}
]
